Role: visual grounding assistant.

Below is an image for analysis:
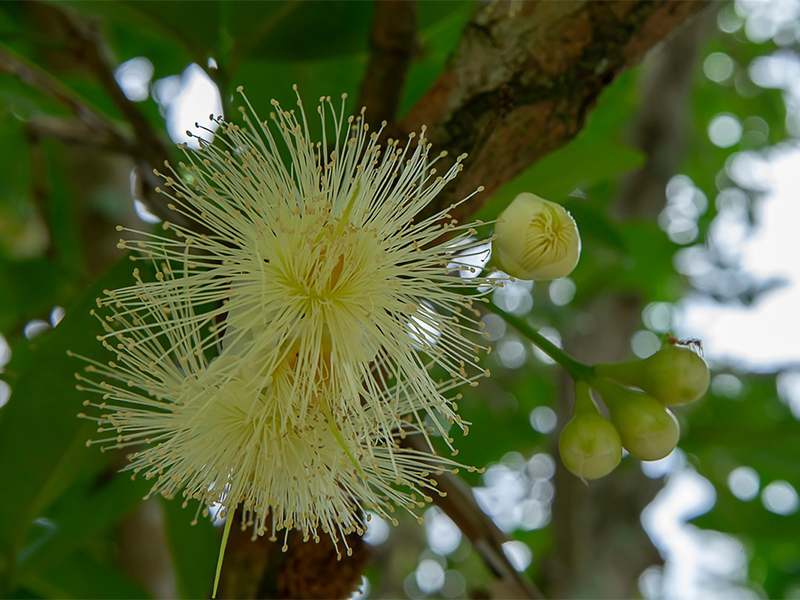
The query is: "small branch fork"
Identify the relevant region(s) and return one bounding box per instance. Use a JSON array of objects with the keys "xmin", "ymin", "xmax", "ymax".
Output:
[
  {"xmin": 404, "ymin": 435, "xmax": 544, "ymax": 600},
  {"xmin": 0, "ymin": 42, "xmax": 125, "ymax": 144}
]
